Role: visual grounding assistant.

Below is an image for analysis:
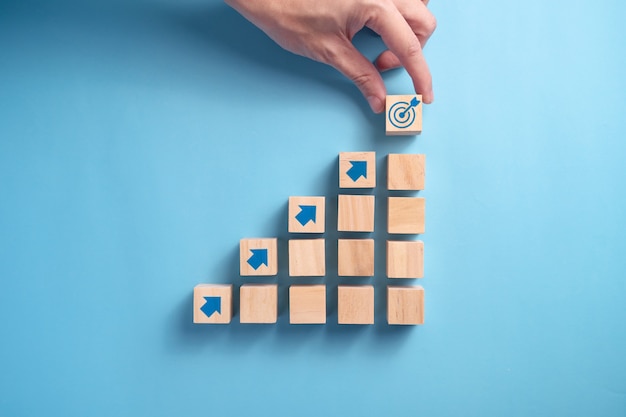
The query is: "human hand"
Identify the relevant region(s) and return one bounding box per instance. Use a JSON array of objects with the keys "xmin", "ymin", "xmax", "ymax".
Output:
[{"xmin": 224, "ymin": 0, "xmax": 436, "ymax": 113}]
